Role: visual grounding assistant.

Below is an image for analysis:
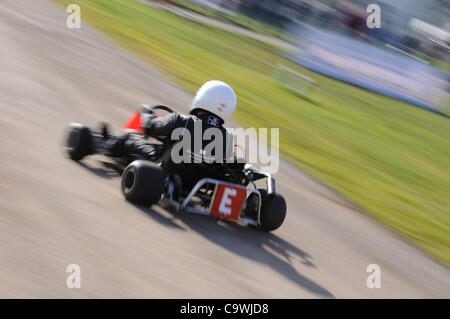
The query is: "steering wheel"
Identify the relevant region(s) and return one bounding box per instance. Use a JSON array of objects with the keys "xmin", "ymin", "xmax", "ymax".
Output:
[{"xmin": 143, "ymin": 104, "xmax": 175, "ymax": 117}]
